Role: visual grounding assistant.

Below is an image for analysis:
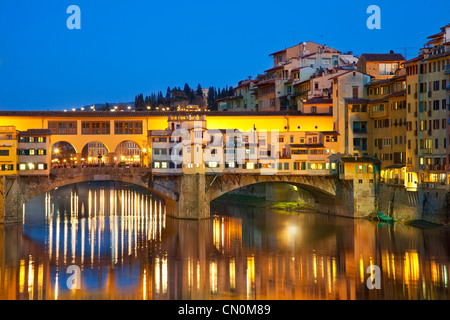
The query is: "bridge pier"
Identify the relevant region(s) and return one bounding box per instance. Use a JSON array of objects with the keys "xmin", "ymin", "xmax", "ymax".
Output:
[
  {"xmin": 0, "ymin": 177, "xmax": 23, "ymax": 224},
  {"xmin": 165, "ymin": 173, "xmax": 210, "ymax": 220}
]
